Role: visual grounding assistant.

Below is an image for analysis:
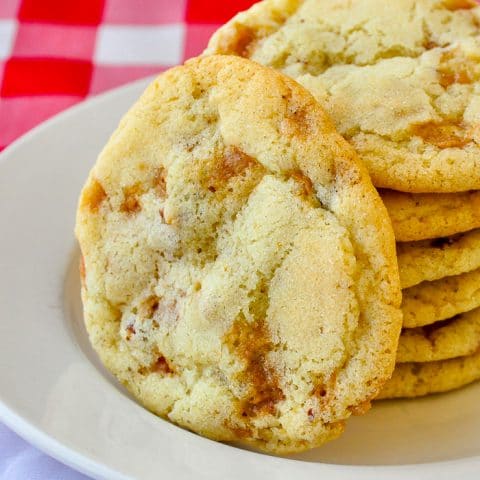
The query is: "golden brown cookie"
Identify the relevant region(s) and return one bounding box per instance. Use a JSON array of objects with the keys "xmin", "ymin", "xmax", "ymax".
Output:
[
  {"xmin": 206, "ymin": 0, "xmax": 480, "ymax": 193},
  {"xmin": 397, "ymin": 307, "xmax": 480, "ymax": 363},
  {"xmin": 381, "ymin": 190, "xmax": 480, "ymax": 242},
  {"xmin": 75, "ymin": 55, "xmax": 402, "ymax": 454},
  {"xmin": 398, "ymin": 229, "xmax": 480, "ymax": 289},
  {"xmin": 402, "ymin": 267, "xmax": 480, "ymax": 328},
  {"xmin": 378, "ymin": 348, "xmax": 480, "ymax": 399}
]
